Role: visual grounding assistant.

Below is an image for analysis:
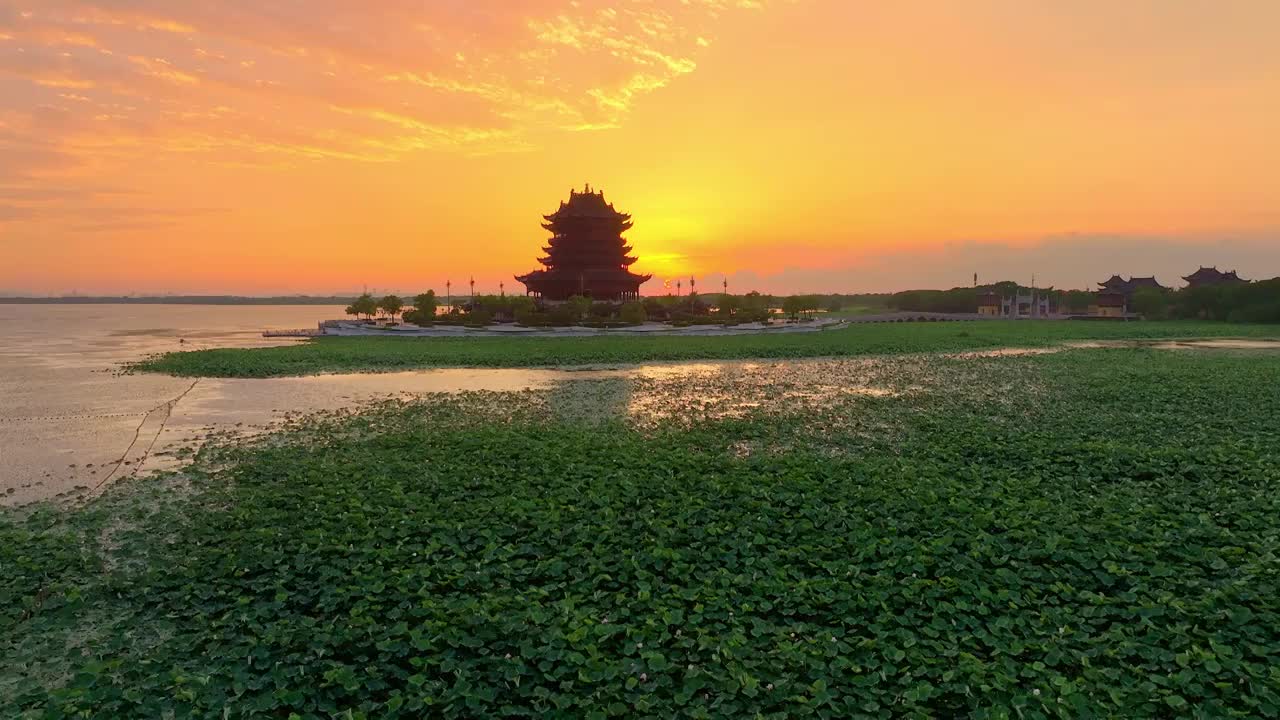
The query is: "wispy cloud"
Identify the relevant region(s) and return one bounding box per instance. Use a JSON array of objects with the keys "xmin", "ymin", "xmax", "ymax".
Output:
[{"xmin": 0, "ymin": 0, "xmax": 771, "ymax": 238}]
